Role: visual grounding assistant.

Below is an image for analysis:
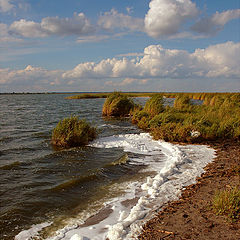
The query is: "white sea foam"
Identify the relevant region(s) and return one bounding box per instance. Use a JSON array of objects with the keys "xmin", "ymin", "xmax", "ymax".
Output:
[
  {"xmin": 14, "ymin": 222, "xmax": 52, "ymax": 240},
  {"xmin": 15, "ymin": 133, "xmax": 215, "ymax": 240}
]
